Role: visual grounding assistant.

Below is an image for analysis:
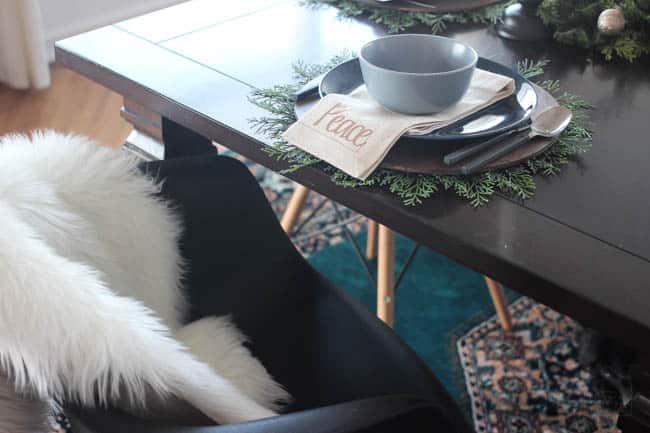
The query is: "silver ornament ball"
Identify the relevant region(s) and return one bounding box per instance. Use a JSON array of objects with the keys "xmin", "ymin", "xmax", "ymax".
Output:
[{"xmin": 598, "ymin": 8, "xmax": 626, "ymax": 36}]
